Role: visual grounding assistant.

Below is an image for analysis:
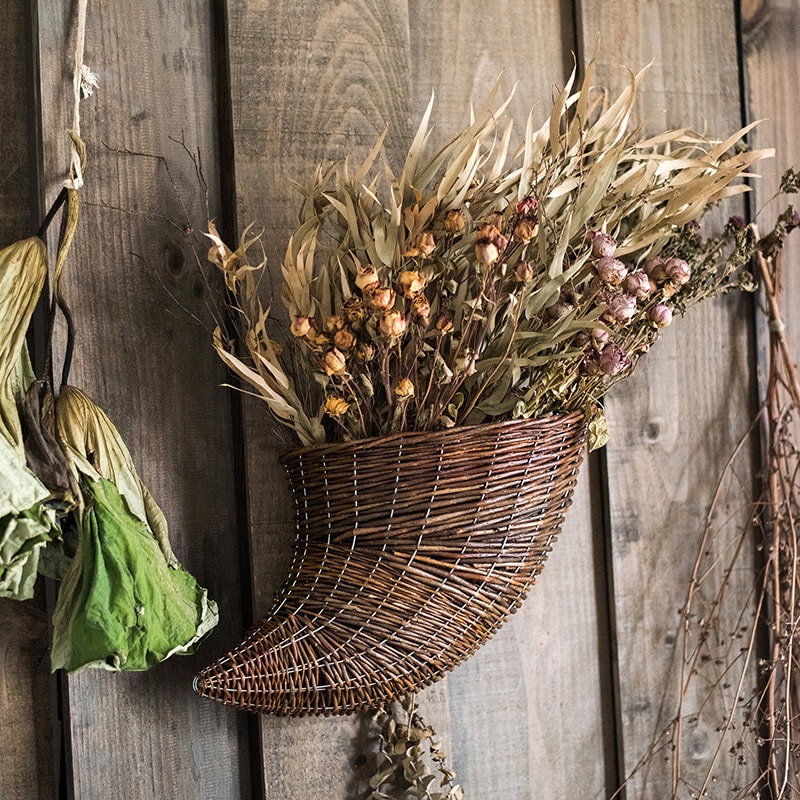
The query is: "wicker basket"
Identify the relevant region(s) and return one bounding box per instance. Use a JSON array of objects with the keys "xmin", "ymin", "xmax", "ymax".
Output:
[{"xmin": 193, "ymin": 411, "xmax": 587, "ymax": 715}]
